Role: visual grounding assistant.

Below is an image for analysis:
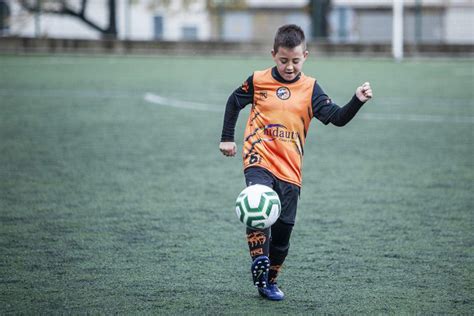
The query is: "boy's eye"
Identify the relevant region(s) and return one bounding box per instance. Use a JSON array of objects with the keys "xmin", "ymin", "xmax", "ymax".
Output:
[
  {"xmin": 280, "ymin": 59, "xmax": 288, "ymax": 64},
  {"xmin": 293, "ymin": 59, "xmax": 300, "ymax": 64}
]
